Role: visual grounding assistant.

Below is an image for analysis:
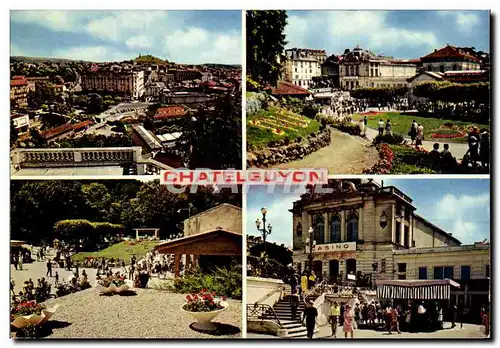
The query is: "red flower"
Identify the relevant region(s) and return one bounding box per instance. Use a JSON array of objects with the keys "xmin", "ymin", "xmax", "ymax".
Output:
[
  {"xmin": 222, "ymin": 296, "xmax": 227, "ymax": 301},
  {"xmin": 186, "ymin": 295, "xmax": 192, "ymax": 301}
]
